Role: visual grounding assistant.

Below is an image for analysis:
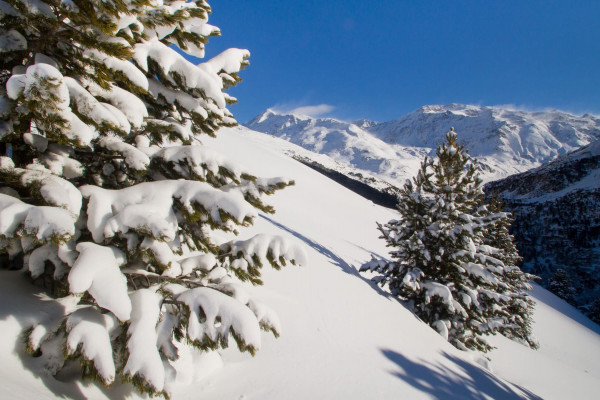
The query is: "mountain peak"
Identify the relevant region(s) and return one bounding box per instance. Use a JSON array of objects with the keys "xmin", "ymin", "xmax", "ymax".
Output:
[
  {"xmin": 252, "ymin": 108, "xmax": 278, "ymax": 123},
  {"xmin": 352, "ymin": 118, "xmax": 379, "ymax": 129},
  {"xmin": 247, "ymin": 108, "xmax": 317, "ymax": 125}
]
